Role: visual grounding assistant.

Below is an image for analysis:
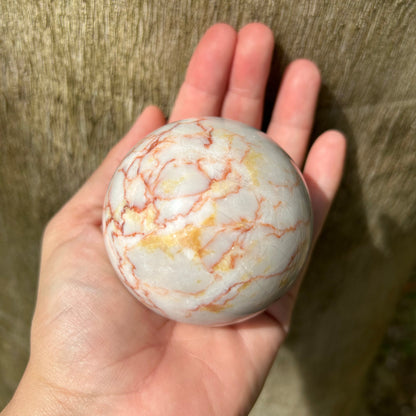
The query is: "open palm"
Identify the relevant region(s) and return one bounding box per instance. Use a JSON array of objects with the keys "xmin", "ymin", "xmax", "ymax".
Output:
[{"xmin": 6, "ymin": 24, "xmax": 346, "ymax": 416}]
